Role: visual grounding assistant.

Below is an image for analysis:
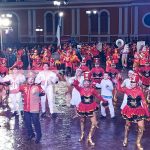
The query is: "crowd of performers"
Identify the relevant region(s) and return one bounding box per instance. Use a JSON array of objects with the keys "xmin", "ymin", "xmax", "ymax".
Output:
[{"xmin": 0, "ymin": 42, "xmax": 150, "ymax": 149}]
